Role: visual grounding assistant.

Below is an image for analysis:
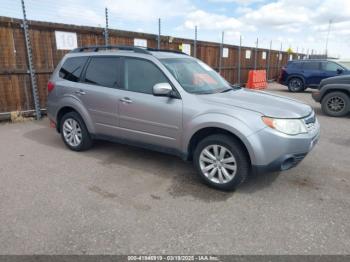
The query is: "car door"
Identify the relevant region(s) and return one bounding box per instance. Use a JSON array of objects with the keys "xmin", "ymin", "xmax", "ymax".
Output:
[
  {"xmin": 117, "ymin": 57, "xmax": 182, "ymax": 150},
  {"xmin": 321, "ymin": 61, "xmax": 345, "ymax": 79},
  {"xmin": 69, "ymin": 56, "xmax": 123, "ymax": 136},
  {"xmin": 302, "ymin": 61, "xmax": 322, "ymax": 86}
]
